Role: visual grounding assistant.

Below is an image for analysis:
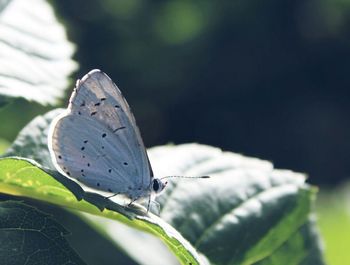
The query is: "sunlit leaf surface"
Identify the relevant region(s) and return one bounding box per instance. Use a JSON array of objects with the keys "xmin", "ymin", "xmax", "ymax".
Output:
[{"xmin": 0, "ymin": 0, "xmax": 77, "ymax": 105}]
